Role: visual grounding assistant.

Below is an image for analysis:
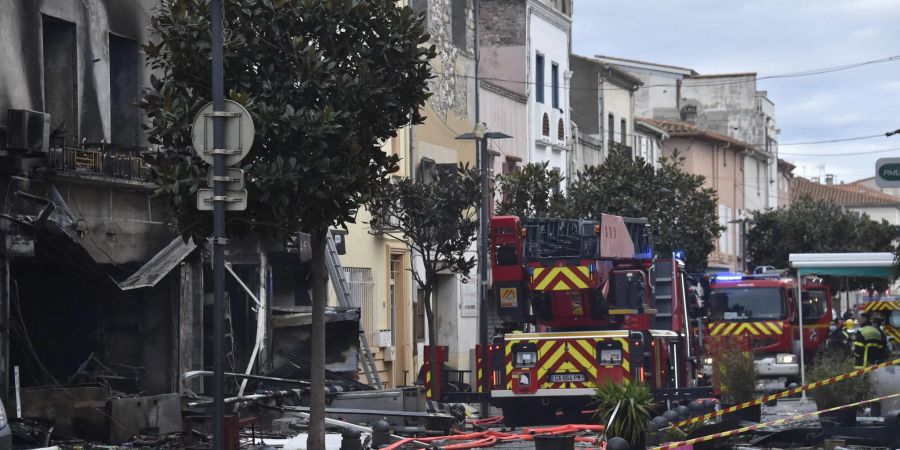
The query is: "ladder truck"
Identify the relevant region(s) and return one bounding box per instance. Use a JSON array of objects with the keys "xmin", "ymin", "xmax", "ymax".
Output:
[{"xmin": 472, "ymin": 213, "xmax": 706, "ymax": 424}]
